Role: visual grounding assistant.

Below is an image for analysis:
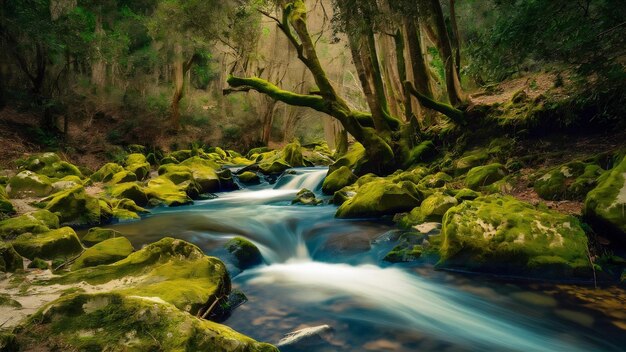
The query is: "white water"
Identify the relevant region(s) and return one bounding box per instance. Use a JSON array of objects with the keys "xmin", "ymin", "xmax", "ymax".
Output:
[{"xmin": 273, "ymin": 167, "xmax": 329, "ymax": 191}]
